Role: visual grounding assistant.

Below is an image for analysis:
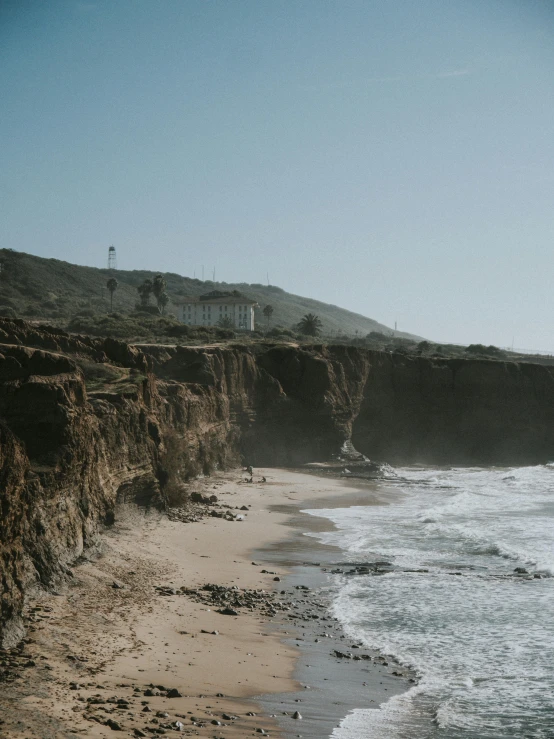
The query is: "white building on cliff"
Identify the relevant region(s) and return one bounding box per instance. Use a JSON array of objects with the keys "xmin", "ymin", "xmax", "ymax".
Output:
[{"xmin": 177, "ymin": 291, "xmax": 258, "ymax": 331}]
